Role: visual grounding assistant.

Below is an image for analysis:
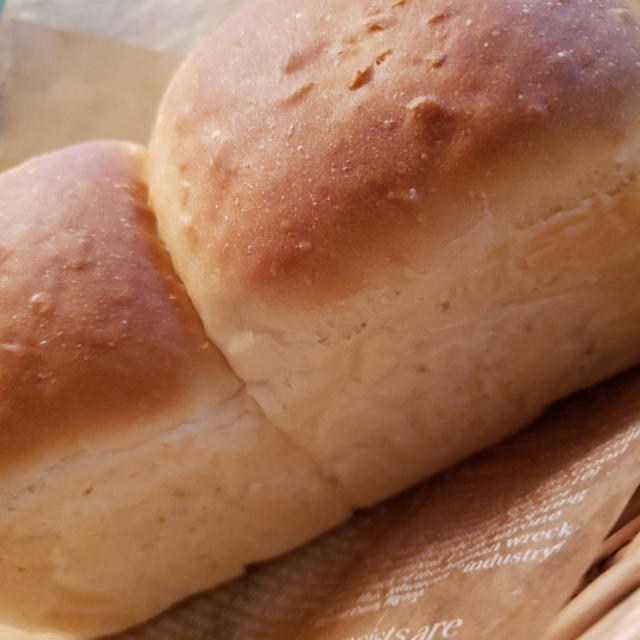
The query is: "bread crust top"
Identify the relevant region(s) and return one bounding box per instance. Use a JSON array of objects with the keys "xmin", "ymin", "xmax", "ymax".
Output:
[
  {"xmin": 150, "ymin": 0, "xmax": 640, "ymax": 305},
  {"xmin": 0, "ymin": 141, "xmax": 233, "ymax": 468}
]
